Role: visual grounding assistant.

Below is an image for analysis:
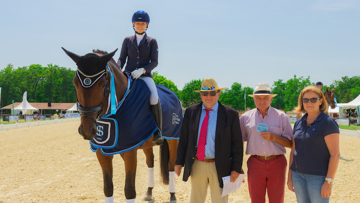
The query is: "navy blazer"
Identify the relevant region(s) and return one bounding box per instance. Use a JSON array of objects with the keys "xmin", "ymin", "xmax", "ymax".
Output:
[
  {"xmin": 118, "ymin": 33, "xmax": 158, "ymax": 78},
  {"xmin": 175, "ymin": 102, "xmax": 243, "ymax": 188}
]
